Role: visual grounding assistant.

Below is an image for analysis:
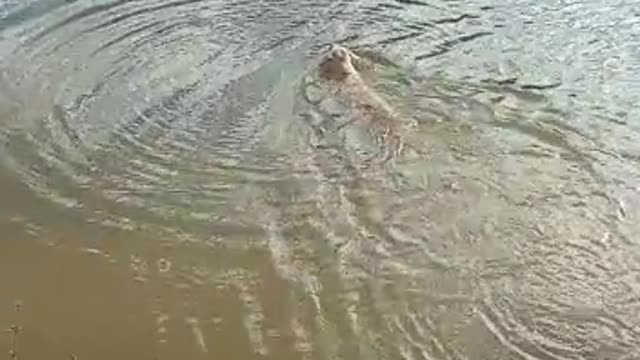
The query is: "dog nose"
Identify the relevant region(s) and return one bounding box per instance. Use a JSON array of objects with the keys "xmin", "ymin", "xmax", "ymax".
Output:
[{"xmin": 330, "ymin": 44, "xmax": 345, "ymax": 55}]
